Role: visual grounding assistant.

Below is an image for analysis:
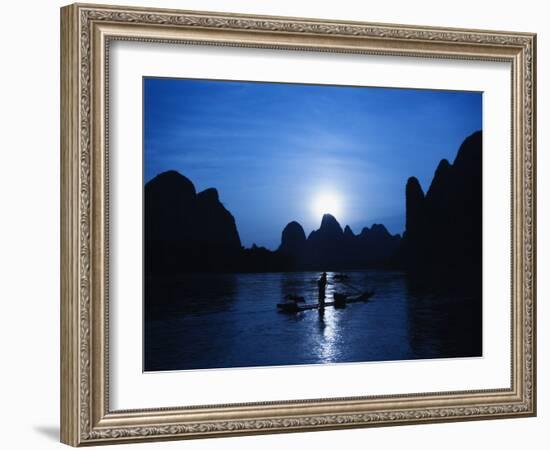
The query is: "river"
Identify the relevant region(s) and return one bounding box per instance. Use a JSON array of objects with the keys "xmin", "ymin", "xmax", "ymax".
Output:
[{"xmin": 144, "ymin": 270, "xmax": 481, "ymax": 371}]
